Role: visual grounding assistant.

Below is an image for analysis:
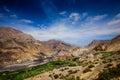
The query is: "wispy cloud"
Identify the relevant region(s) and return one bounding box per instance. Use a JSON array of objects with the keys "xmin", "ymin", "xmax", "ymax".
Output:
[
  {"xmin": 3, "ymin": 6, "xmax": 10, "ymax": 12},
  {"xmin": 20, "ymin": 12, "xmax": 120, "ymax": 45},
  {"xmin": 22, "ymin": 19, "xmax": 120, "ymax": 45},
  {"xmin": 107, "ymin": 13, "xmax": 120, "ymax": 26},
  {"xmin": 3, "ymin": 12, "xmax": 120, "ymax": 45},
  {"xmin": 92, "ymin": 14, "xmax": 107, "ymax": 21},
  {"xmin": 69, "ymin": 13, "xmax": 81, "ymax": 24},
  {"xmin": 87, "ymin": 14, "xmax": 107, "ymax": 22},
  {"xmin": 59, "ymin": 11, "xmax": 67, "ymax": 15},
  {"xmin": 20, "ymin": 19, "xmax": 33, "ymax": 23},
  {"xmin": 82, "ymin": 12, "xmax": 88, "ymax": 18},
  {"xmin": 10, "ymin": 14, "xmax": 17, "ymax": 18},
  {"xmin": 115, "ymin": 13, "xmax": 120, "ymax": 18},
  {"xmin": 108, "ymin": 19, "xmax": 120, "ymax": 25}
]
